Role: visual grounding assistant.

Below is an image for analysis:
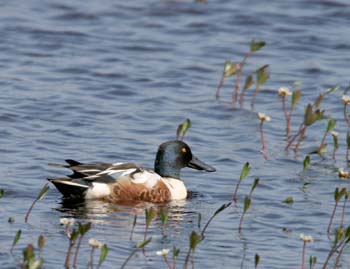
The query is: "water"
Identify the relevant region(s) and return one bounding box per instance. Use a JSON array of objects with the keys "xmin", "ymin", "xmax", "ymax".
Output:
[{"xmin": 0, "ymin": 0, "xmax": 350, "ymax": 268}]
